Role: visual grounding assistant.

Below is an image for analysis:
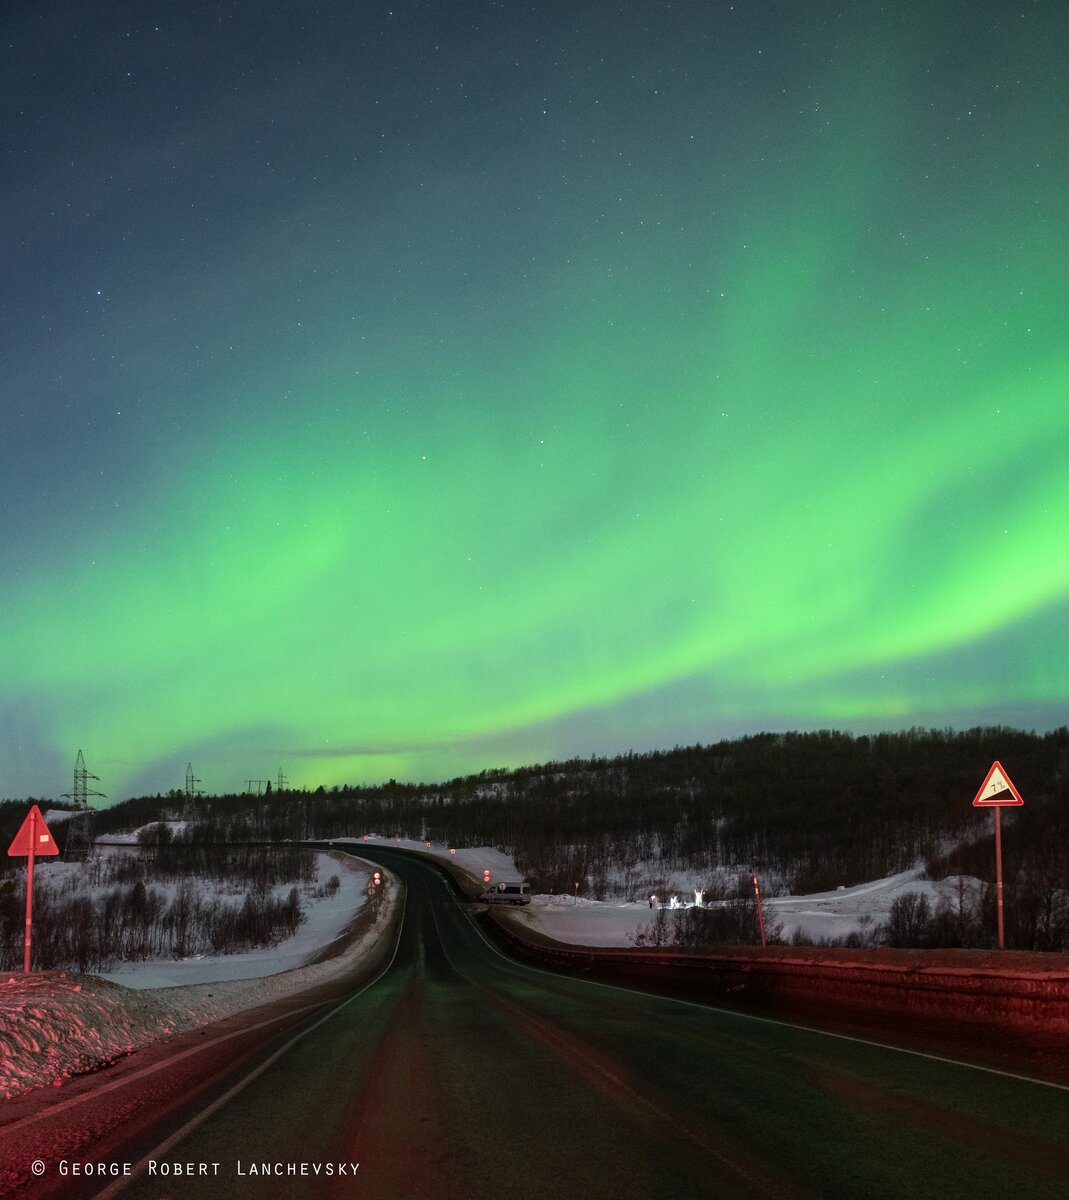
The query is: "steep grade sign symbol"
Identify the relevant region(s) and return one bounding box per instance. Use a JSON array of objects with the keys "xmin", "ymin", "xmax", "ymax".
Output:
[{"xmin": 971, "ymin": 760, "xmax": 1024, "ymax": 807}]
